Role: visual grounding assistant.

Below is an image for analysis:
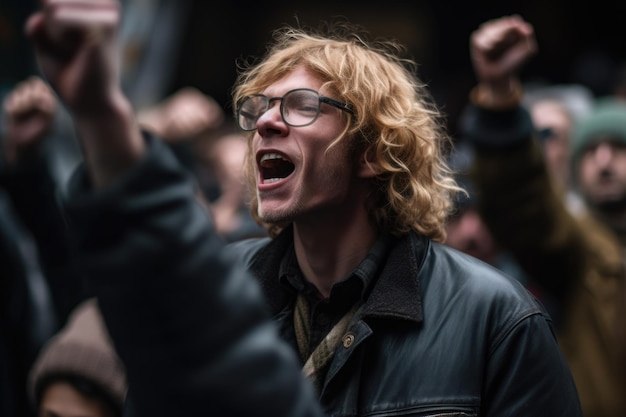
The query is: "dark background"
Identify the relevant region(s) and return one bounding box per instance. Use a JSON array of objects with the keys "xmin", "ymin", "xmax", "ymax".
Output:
[{"xmin": 2, "ymin": 0, "xmax": 626, "ymax": 137}]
